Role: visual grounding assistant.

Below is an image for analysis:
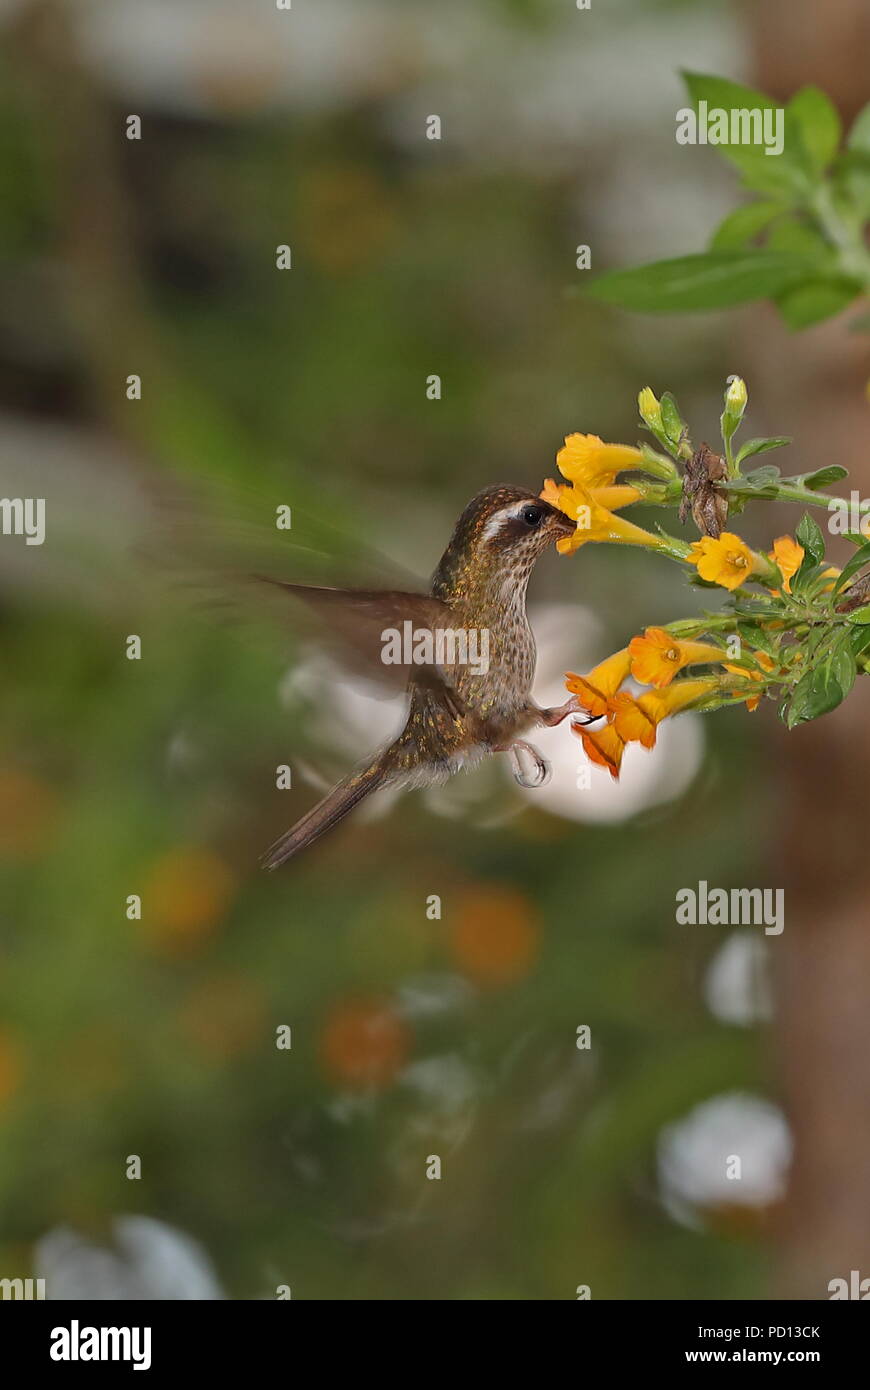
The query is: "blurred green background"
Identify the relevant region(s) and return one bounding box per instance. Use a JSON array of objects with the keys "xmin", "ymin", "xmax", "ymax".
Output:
[{"xmin": 0, "ymin": 0, "xmax": 866, "ymax": 1300}]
